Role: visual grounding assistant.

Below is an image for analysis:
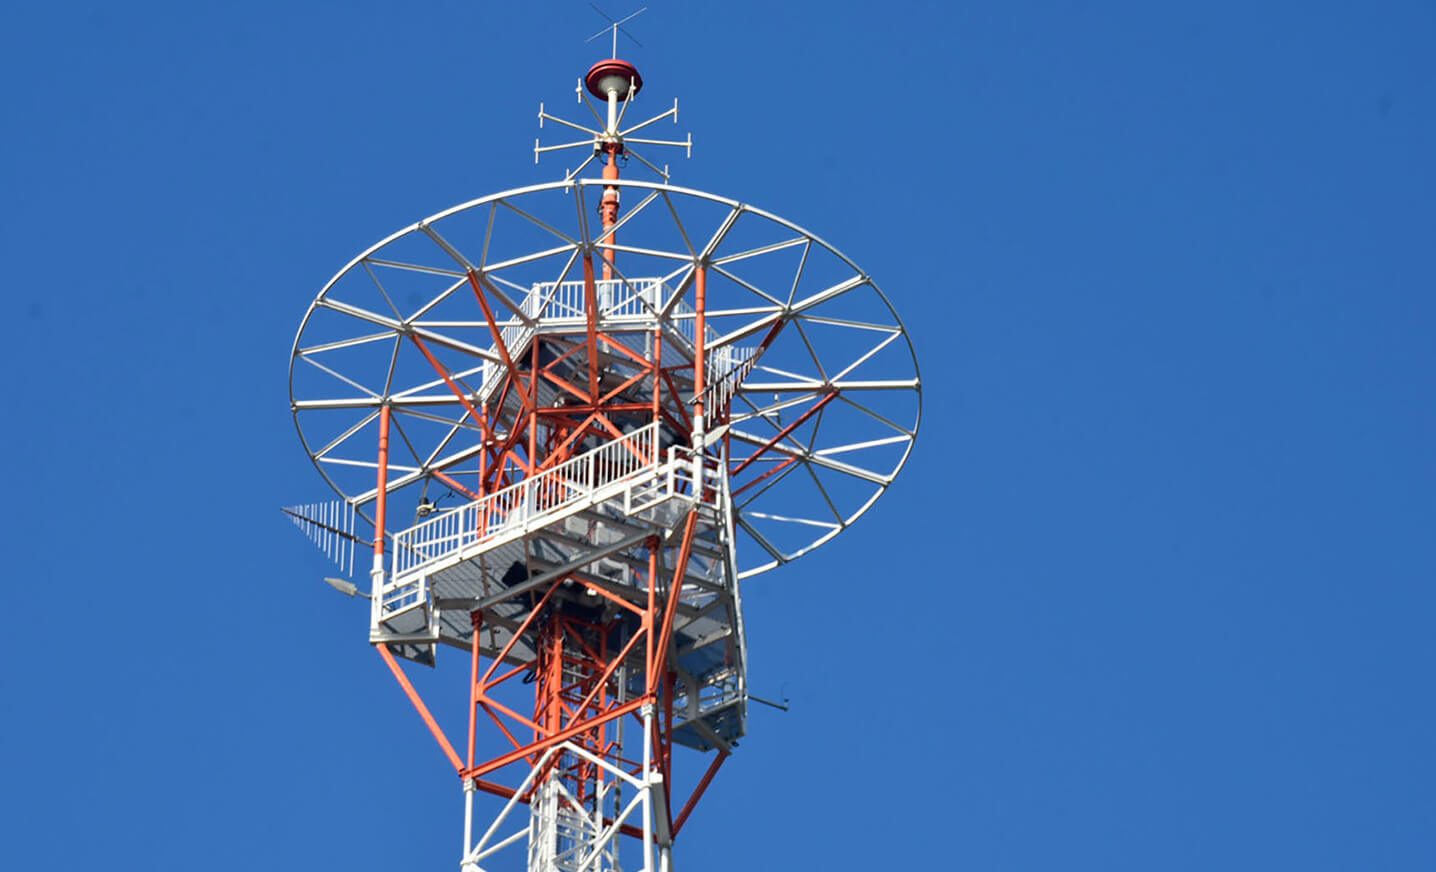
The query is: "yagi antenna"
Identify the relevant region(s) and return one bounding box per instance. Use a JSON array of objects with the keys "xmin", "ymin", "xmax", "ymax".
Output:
[{"xmin": 586, "ymin": 4, "xmax": 646, "ymax": 58}]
